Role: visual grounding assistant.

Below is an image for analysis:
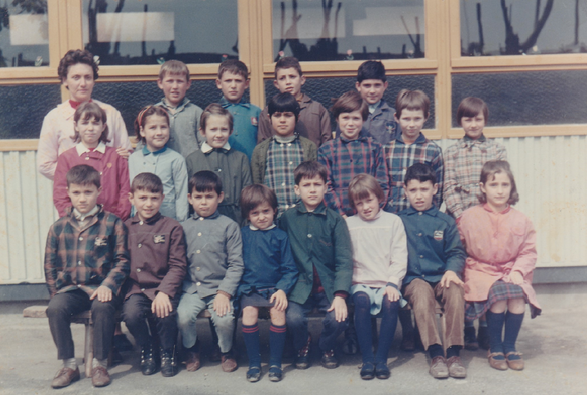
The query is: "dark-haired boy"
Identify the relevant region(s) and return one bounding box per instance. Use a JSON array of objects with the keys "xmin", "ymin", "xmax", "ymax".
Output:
[
  {"xmin": 257, "ymin": 57, "xmax": 332, "ymax": 147},
  {"xmin": 216, "ymin": 59, "xmax": 261, "ymax": 160},
  {"xmin": 44, "ymin": 164, "xmax": 129, "ymax": 388},
  {"xmin": 398, "ymin": 163, "xmax": 466, "ymax": 379},
  {"xmin": 122, "ymin": 173, "xmax": 187, "ymax": 377}
]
